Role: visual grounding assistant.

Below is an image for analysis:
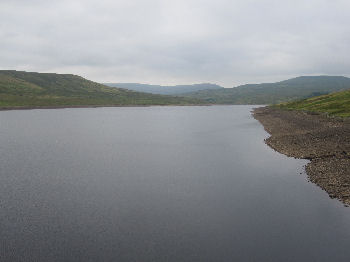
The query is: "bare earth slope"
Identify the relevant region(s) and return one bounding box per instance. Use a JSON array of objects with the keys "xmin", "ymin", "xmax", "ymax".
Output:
[{"xmin": 253, "ymin": 107, "xmax": 350, "ymax": 205}]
